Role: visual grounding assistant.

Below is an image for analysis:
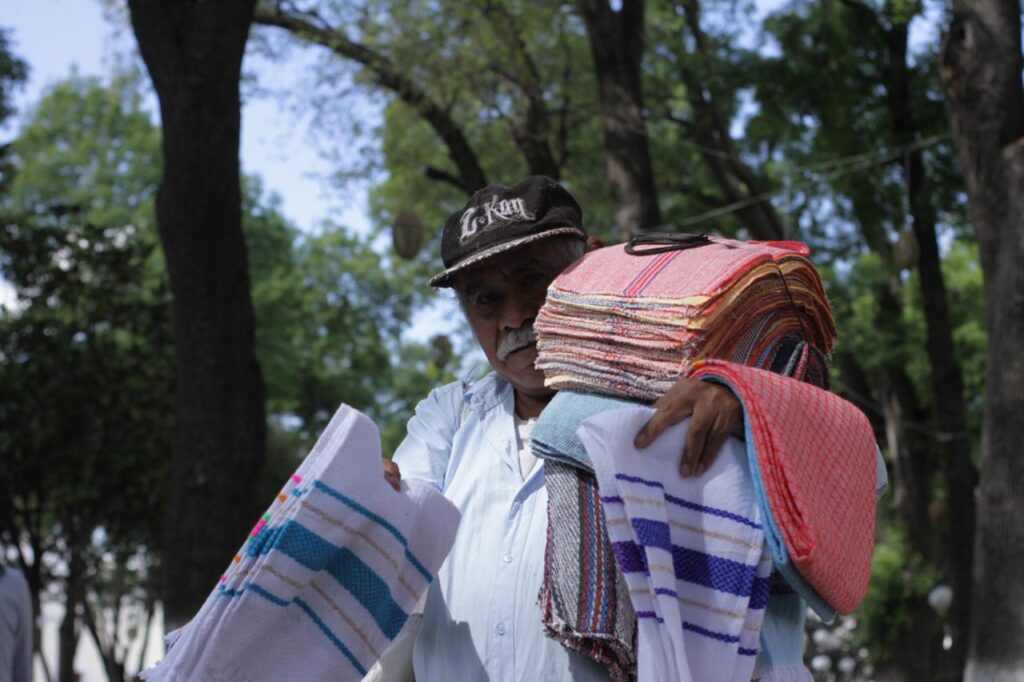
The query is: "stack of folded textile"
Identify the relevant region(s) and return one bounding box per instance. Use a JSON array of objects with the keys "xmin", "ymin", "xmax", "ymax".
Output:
[
  {"xmin": 535, "ymin": 237, "xmax": 837, "ymax": 401},
  {"xmin": 144, "ymin": 405, "xmax": 460, "ymax": 682}
]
